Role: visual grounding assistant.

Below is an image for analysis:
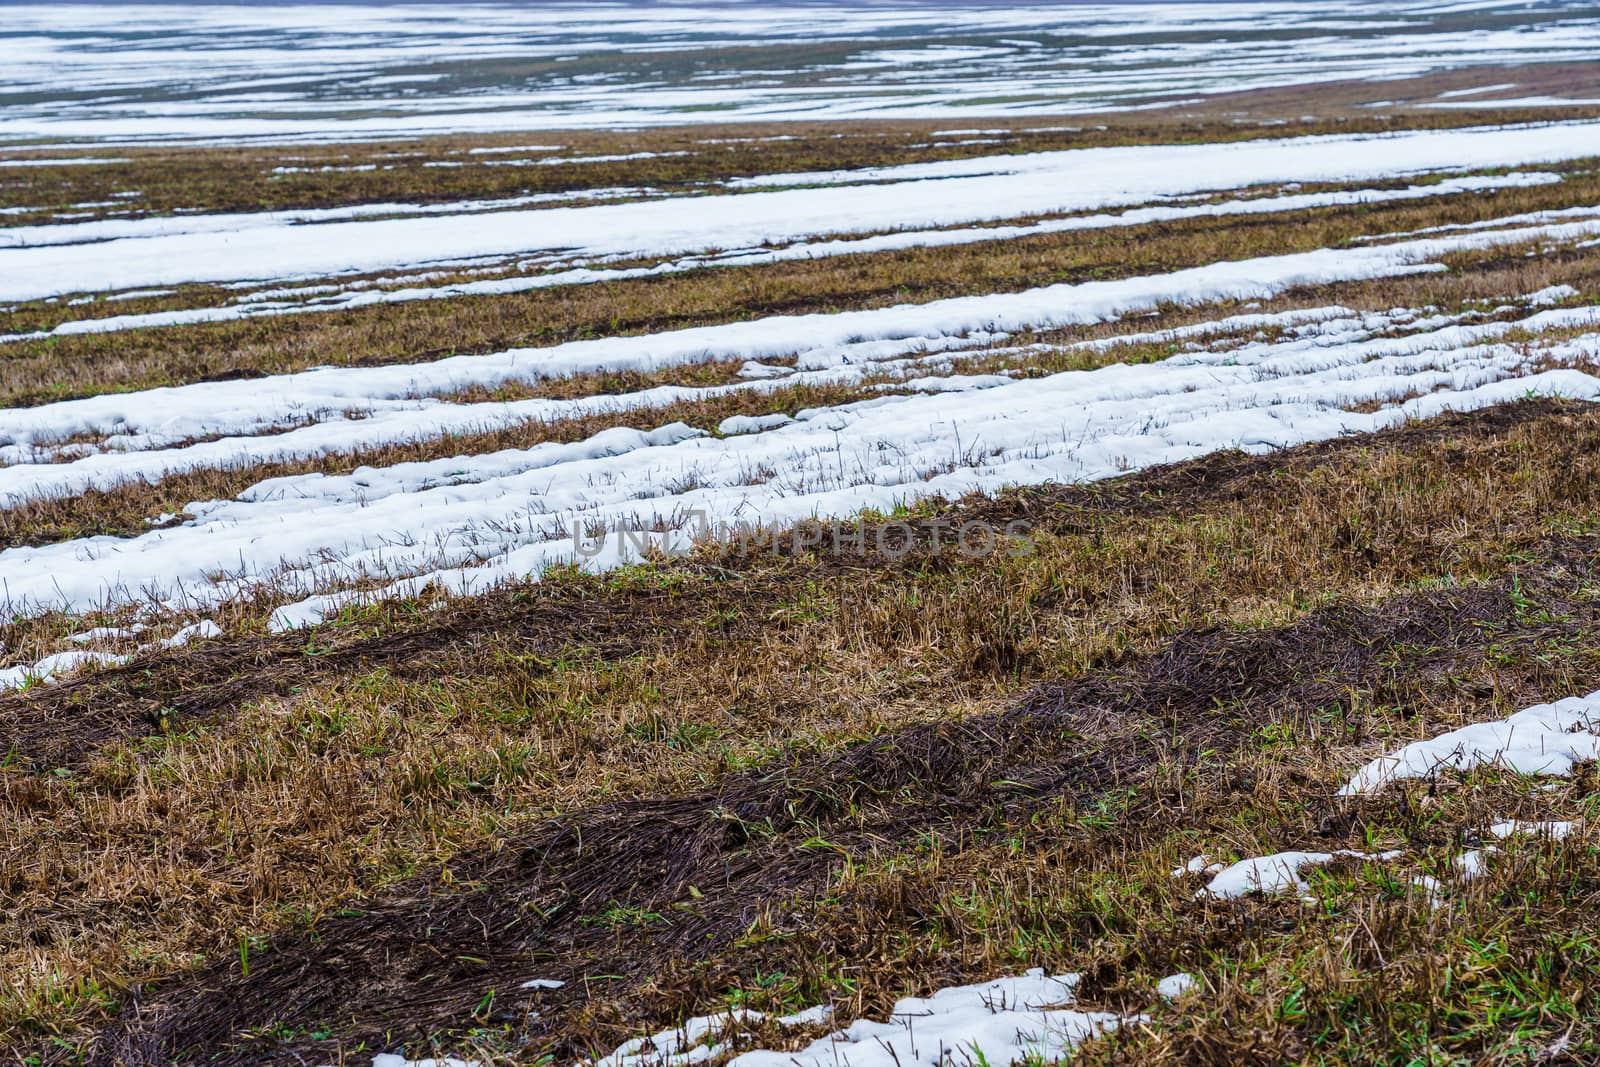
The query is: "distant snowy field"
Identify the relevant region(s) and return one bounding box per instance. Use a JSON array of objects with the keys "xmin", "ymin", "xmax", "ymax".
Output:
[
  {"xmin": 3, "ymin": 123, "xmax": 1596, "ymax": 306},
  {"xmin": 2, "ymin": 0, "xmax": 1600, "ymax": 144}
]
